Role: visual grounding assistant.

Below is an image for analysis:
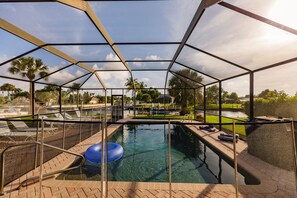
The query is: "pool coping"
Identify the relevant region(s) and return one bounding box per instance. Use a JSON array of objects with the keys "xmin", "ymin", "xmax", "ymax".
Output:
[{"xmin": 2, "ymin": 119, "xmax": 296, "ymax": 197}]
